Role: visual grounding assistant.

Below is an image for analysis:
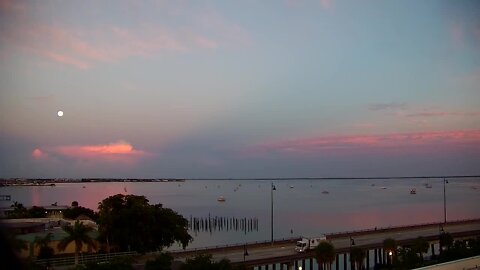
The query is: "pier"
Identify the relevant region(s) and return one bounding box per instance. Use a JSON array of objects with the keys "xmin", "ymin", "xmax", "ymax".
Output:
[{"xmin": 169, "ymin": 219, "xmax": 480, "ymax": 269}]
